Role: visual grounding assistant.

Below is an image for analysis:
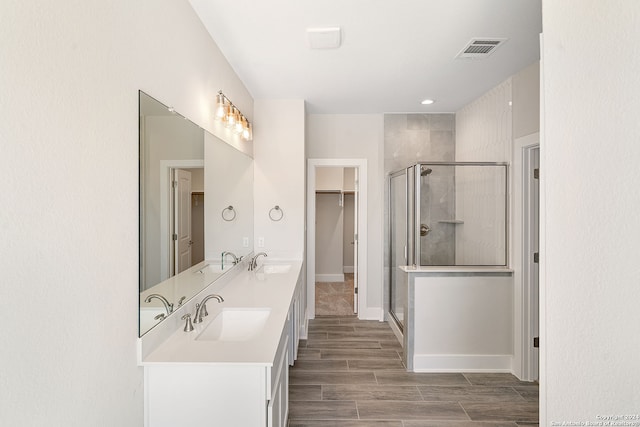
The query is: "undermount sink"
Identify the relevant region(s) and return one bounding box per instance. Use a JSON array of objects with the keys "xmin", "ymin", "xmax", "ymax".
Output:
[
  {"xmin": 261, "ymin": 264, "xmax": 291, "ymax": 274},
  {"xmin": 196, "ymin": 308, "xmax": 271, "ymax": 342},
  {"xmin": 195, "ymin": 263, "xmax": 229, "ymax": 274}
]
